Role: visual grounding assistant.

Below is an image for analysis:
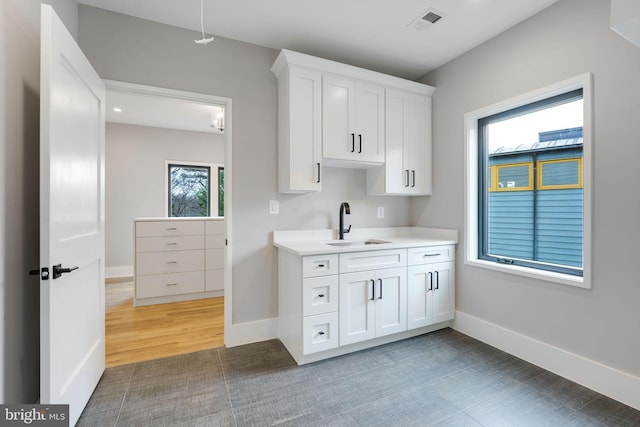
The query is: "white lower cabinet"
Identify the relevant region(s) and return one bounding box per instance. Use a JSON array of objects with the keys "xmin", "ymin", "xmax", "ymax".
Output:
[
  {"xmin": 339, "ymin": 266, "xmax": 407, "ymax": 346},
  {"xmin": 407, "ymin": 246, "xmax": 455, "ymax": 329}
]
